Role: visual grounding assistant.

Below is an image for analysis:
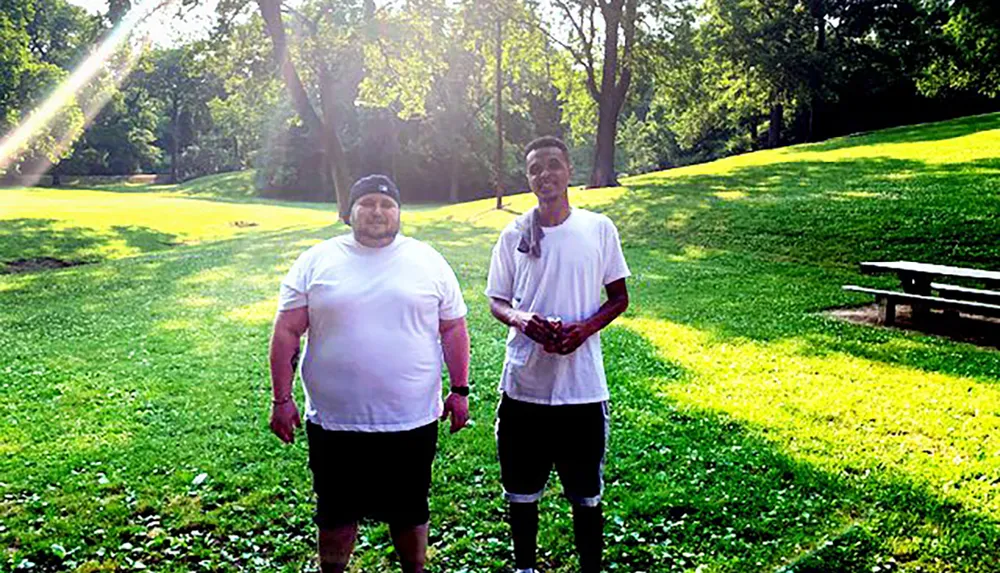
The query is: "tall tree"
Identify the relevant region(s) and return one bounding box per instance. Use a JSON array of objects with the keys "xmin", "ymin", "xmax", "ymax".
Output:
[
  {"xmin": 701, "ymin": 0, "xmax": 814, "ymax": 148},
  {"xmin": 254, "ymin": 0, "xmax": 374, "ymax": 219},
  {"xmin": 203, "ymin": 12, "xmax": 283, "ymax": 171},
  {"xmin": 141, "ymin": 46, "xmax": 220, "ymax": 182},
  {"xmin": 539, "ymin": 0, "xmax": 639, "ymax": 187},
  {"xmin": 0, "ymin": 0, "xmax": 86, "ymax": 176}
]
